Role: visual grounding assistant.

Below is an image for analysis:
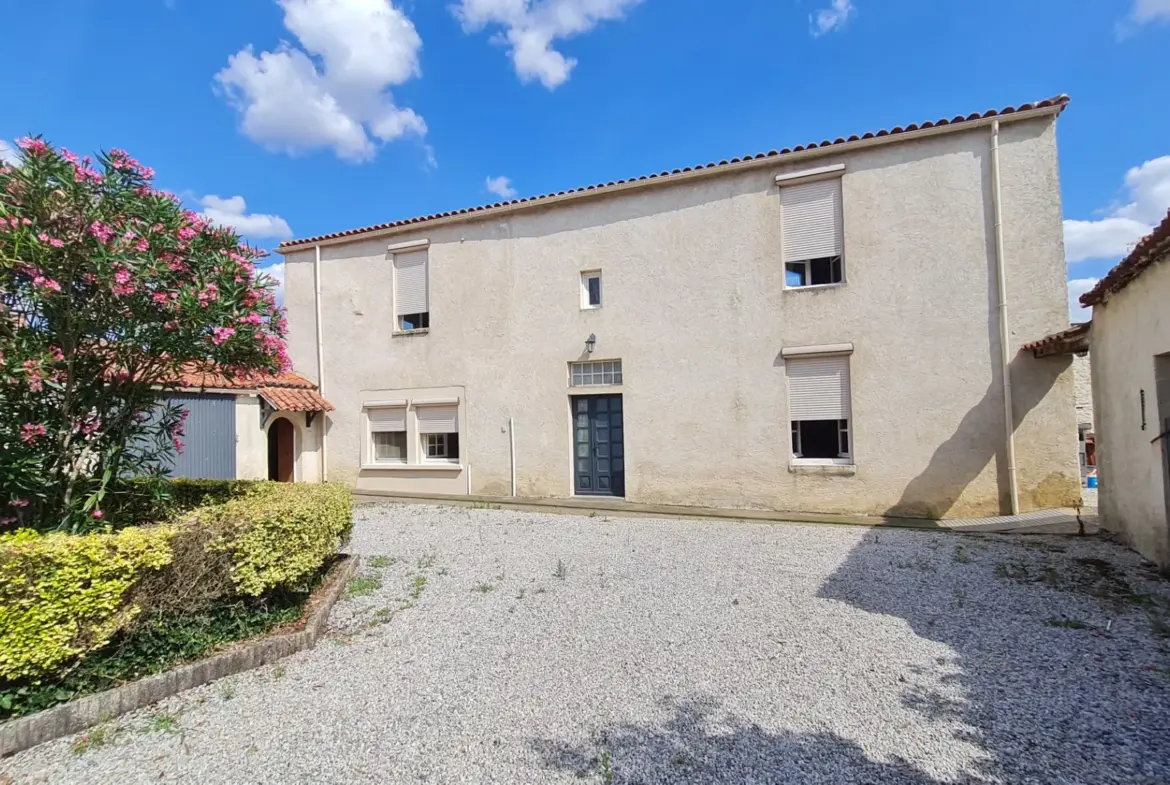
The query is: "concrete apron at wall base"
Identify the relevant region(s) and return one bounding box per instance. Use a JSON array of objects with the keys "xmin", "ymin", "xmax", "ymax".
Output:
[
  {"xmin": 0, "ymin": 555, "xmax": 358, "ymax": 758},
  {"xmin": 353, "ymin": 491, "xmax": 1097, "ymax": 535}
]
